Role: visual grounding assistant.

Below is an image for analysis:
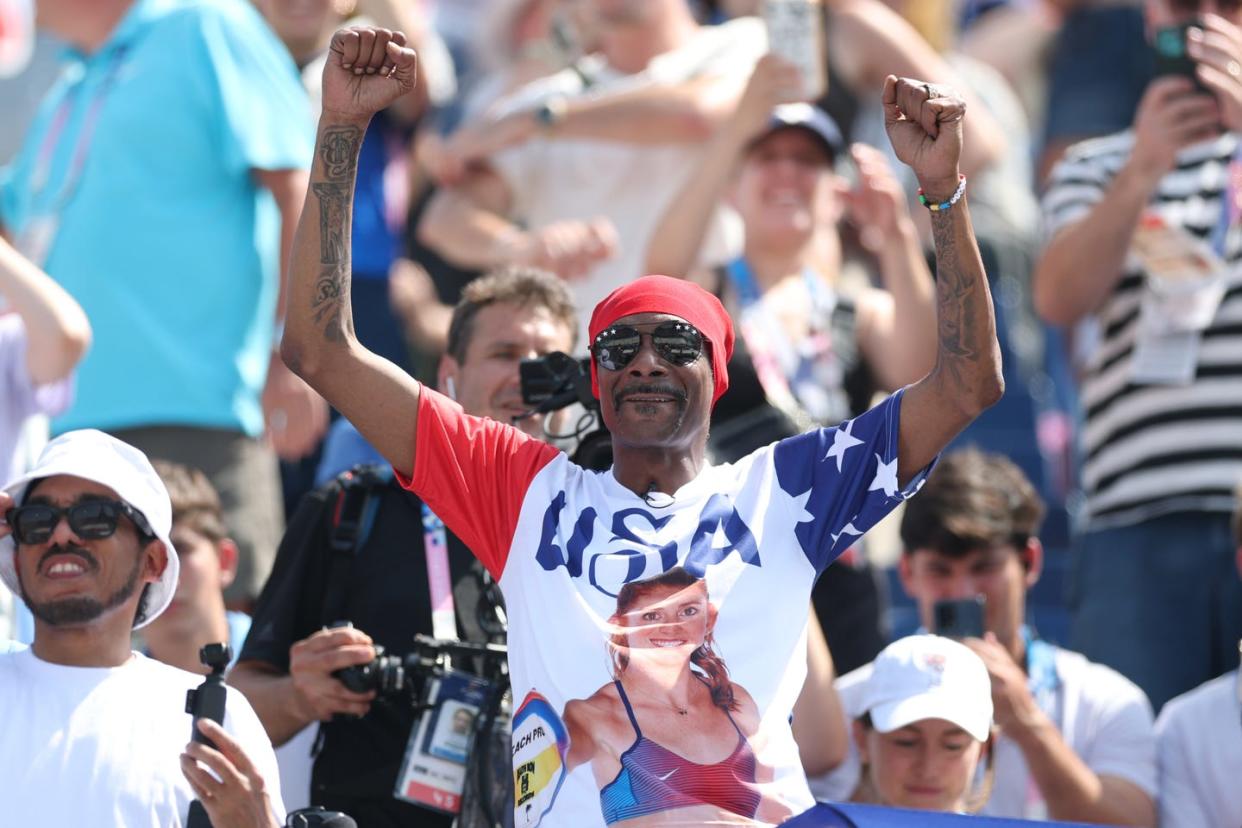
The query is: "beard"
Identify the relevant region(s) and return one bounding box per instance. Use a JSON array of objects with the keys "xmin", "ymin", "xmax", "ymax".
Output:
[{"xmin": 20, "ymin": 546, "xmax": 146, "ymax": 627}]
